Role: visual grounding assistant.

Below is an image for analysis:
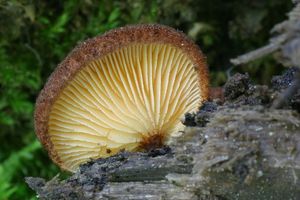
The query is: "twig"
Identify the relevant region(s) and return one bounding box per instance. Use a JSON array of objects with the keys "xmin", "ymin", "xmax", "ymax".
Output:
[{"xmin": 230, "ymin": 43, "xmax": 279, "ymax": 65}]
